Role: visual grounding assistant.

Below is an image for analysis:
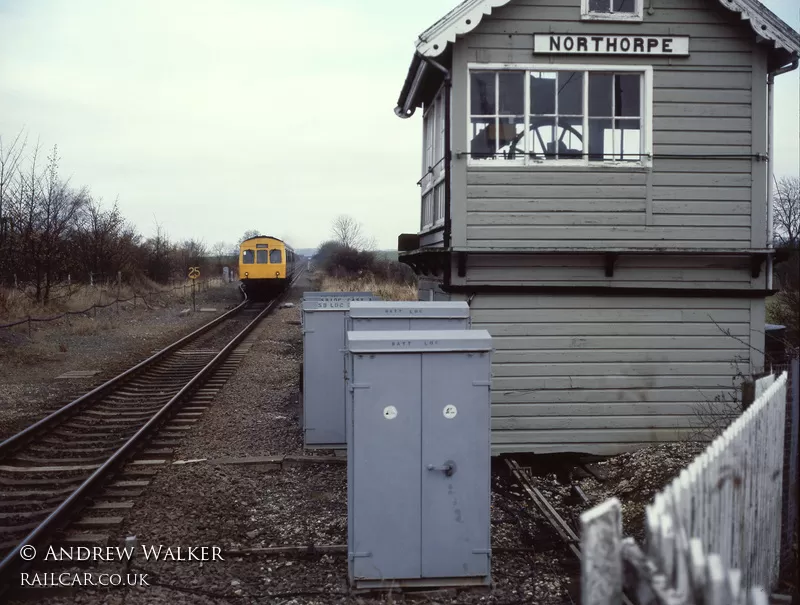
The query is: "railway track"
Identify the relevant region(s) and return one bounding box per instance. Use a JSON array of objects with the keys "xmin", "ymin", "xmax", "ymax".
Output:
[{"xmin": 0, "ymin": 280, "xmax": 296, "ymax": 593}]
